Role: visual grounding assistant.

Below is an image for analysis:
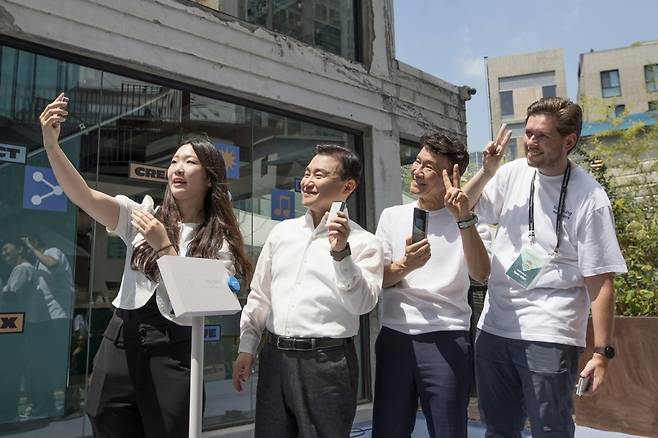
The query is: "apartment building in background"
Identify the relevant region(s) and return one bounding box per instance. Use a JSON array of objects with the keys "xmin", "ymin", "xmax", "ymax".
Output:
[{"xmin": 485, "ymin": 49, "xmax": 567, "ymax": 159}]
